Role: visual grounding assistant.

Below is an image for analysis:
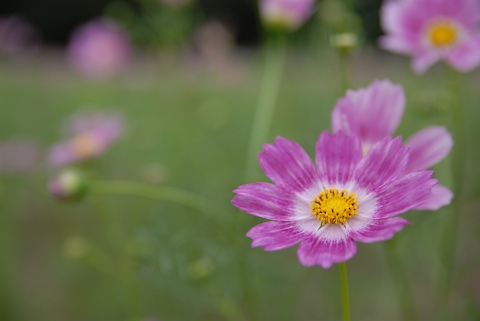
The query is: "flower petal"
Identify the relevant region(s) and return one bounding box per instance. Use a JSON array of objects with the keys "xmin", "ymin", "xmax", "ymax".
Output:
[
  {"xmin": 232, "ymin": 182, "xmax": 296, "ymax": 221},
  {"xmin": 349, "ymin": 216, "xmax": 411, "ymax": 243},
  {"xmin": 354, "ymin": 136, "xmax": 409, "ymax": 192},
  {"xmin": 375, "ymin": 170, "xmax": 437, "ymax": 217},
  {"xmin": 331, "ymin": 80, "xmax": 405, "ymax": 148},
  {"xmin": 405, "ymin": 126, "xmax": 453, "ymax": 171},
  {"xmin": 412, "ymin": 52, "xmax": 441, "ymax": 74},
  {"xmin": 414, "ymin": 184, "xmax": 453, "ymax": 210},
  {"xmin": 446, "ymin": 35, "xmax": 480, "ymax": 72},
  {"xmin": 247, "ymin": 221, "xmax": 306, "ymax": 251},
  {"xmin": 297, "ymin": 225, "xmax": 356, "ymax": 269},
  {"xmin": 259, "ymin": 137, "xmax": 318, "ymax": 193},
  {"xmin": 315, "ymin": 131, "xmax": 362, "ymax": 185}
]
